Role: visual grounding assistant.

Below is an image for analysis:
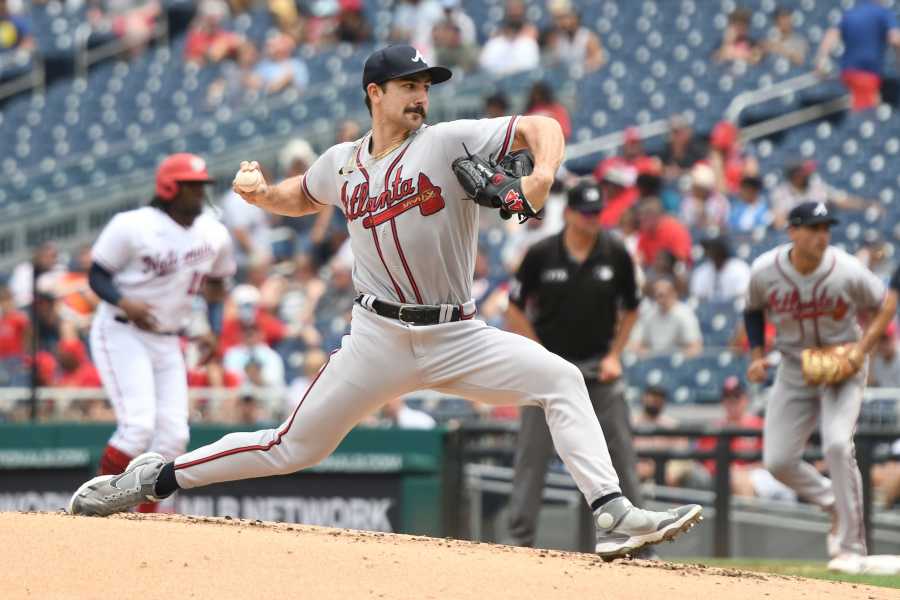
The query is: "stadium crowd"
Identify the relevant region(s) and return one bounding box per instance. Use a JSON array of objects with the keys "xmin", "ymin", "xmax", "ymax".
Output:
[{"xmin": 1, "ymin": 0, "xmax": 900, "ymax": 507}]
